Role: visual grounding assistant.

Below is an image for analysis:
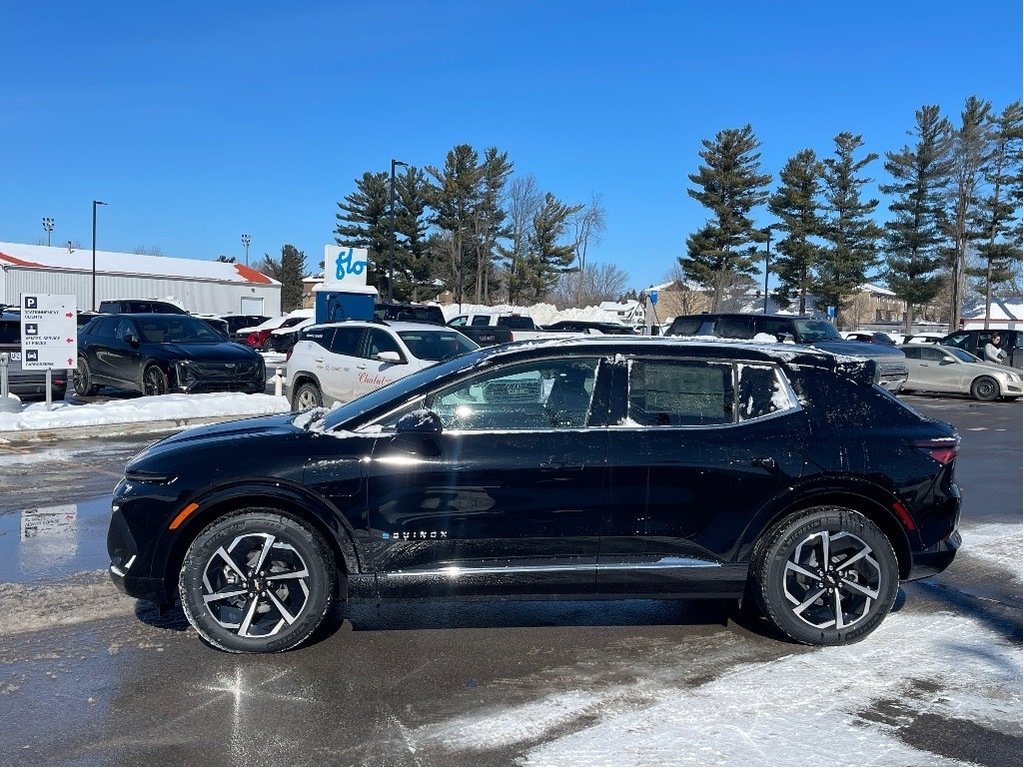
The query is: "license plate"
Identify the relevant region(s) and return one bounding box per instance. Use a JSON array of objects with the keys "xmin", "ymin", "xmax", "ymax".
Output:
[{"xmin": 9, "ymin": 352, "xmax": 20, "ymax": 361}]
